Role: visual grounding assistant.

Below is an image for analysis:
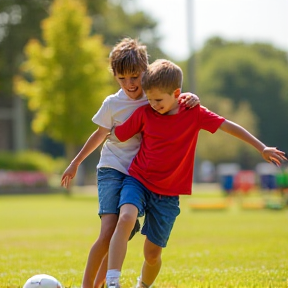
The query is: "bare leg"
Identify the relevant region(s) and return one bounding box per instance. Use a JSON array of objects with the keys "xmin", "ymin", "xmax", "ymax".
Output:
[
  {"xmin": 82, "ymin": 214, "xmax": 118, "ymax": 288},
  {"xmin": 93, "ymin": 254, "xmax": 108, "ymax": 288},
  {"xmin": 139, "ymin": 238, "xmax": 162, "ymax": 287},
  {"xmin": 108, "ymin": 204, "xmax": 138, "ymax": 271}
]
